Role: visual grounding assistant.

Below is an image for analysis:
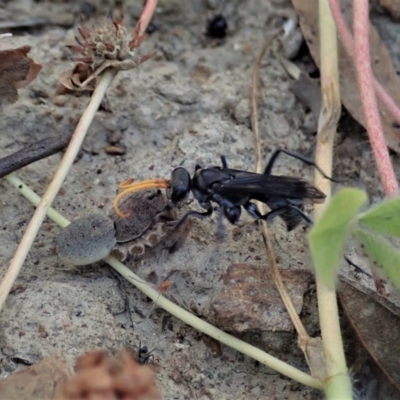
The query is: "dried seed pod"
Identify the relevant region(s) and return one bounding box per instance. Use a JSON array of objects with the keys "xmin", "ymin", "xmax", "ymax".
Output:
[
  {"xmin": 105, "ymin": 144, "xmax": 126, "ymax": 155},
  {"xmin": 56, "ymin": 213, "xmax": 116, "ymax": 265}
]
